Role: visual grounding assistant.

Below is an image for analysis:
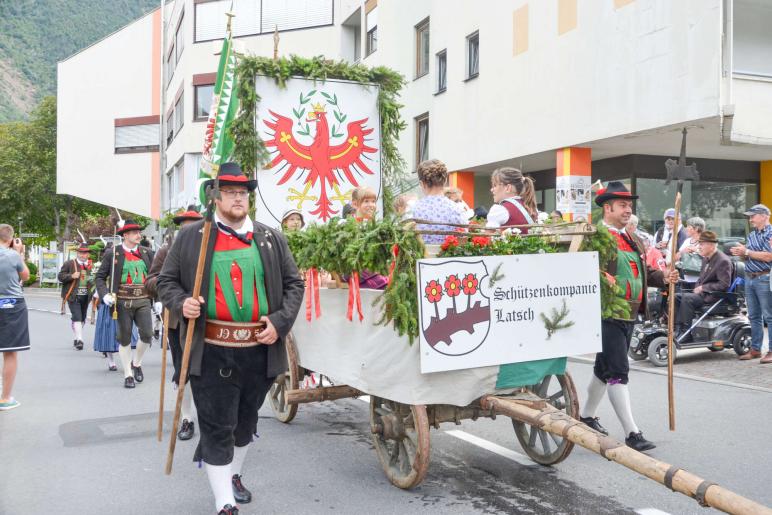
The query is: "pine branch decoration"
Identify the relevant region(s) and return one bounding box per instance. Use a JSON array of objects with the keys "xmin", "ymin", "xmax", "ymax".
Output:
[
  {"xmin": 540, "ymin": 300, "xmax": 575, "ymax": 339},
  {"xmin": 488, "ymin": 262, "xmax": 505, "ymax": 288}
]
